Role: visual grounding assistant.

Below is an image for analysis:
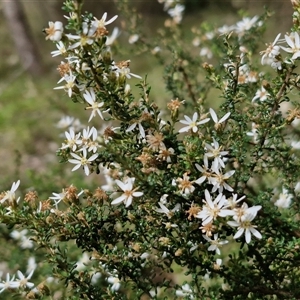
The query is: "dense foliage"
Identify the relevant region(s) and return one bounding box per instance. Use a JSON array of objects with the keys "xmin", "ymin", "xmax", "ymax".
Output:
[{"xmin": 2, "ymin": 0, "xmax": 300, "ymax": 299}]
